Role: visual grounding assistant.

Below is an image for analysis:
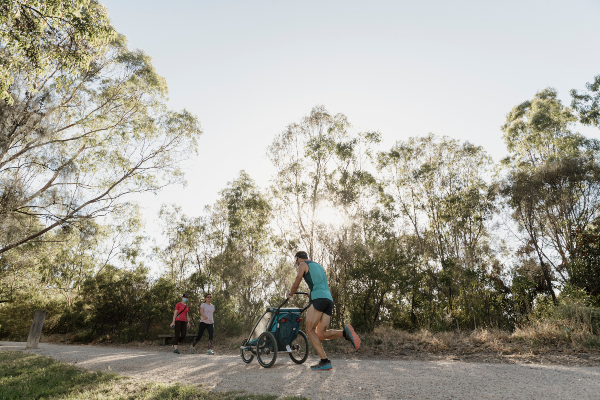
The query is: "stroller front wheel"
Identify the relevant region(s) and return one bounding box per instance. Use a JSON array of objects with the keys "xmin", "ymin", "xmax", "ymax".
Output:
[
  {"xmin": 256, "ymin": 331, "xmax": 278, "ymax": 368},
  {"xmin": 241, "ymin": 339, "xmax": 254, "ymax": 364}
]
